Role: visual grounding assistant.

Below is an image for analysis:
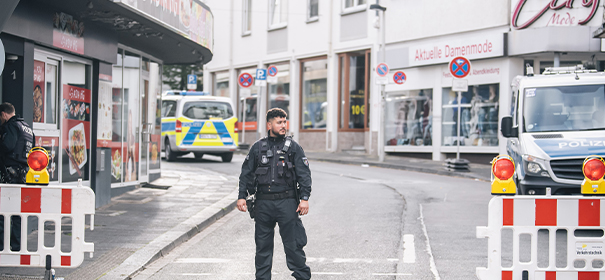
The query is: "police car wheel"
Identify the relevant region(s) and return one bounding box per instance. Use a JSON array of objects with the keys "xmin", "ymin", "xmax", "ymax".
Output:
[
  {"xmin": 165, "ymin": 140, "xmax": 177, "ymax": 162},
  {"xmin": 221, "ymin": 153, "xmax": 233, "ymax": 163}
]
